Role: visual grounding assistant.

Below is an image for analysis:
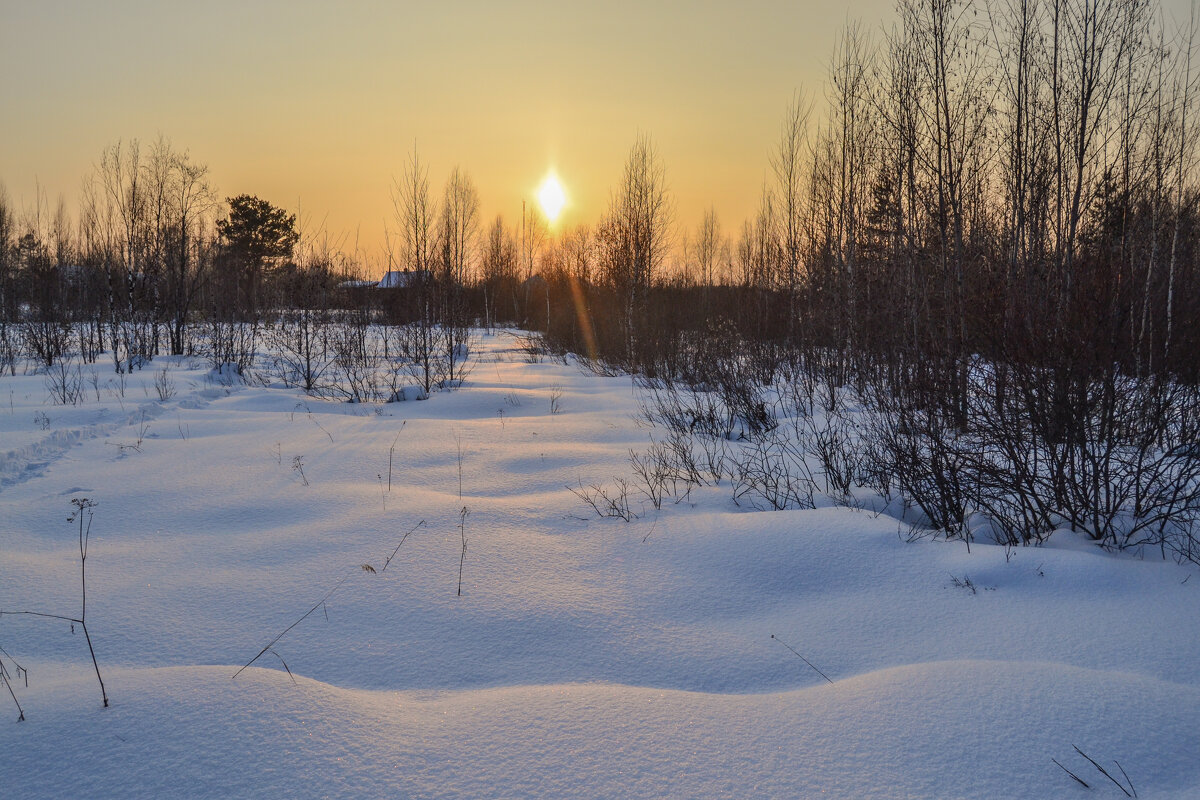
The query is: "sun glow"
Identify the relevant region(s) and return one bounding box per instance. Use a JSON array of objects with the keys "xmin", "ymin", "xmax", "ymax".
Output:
[{"xmin": 537, "ymin": 172, "xmax": 567, "ymax": 224}]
